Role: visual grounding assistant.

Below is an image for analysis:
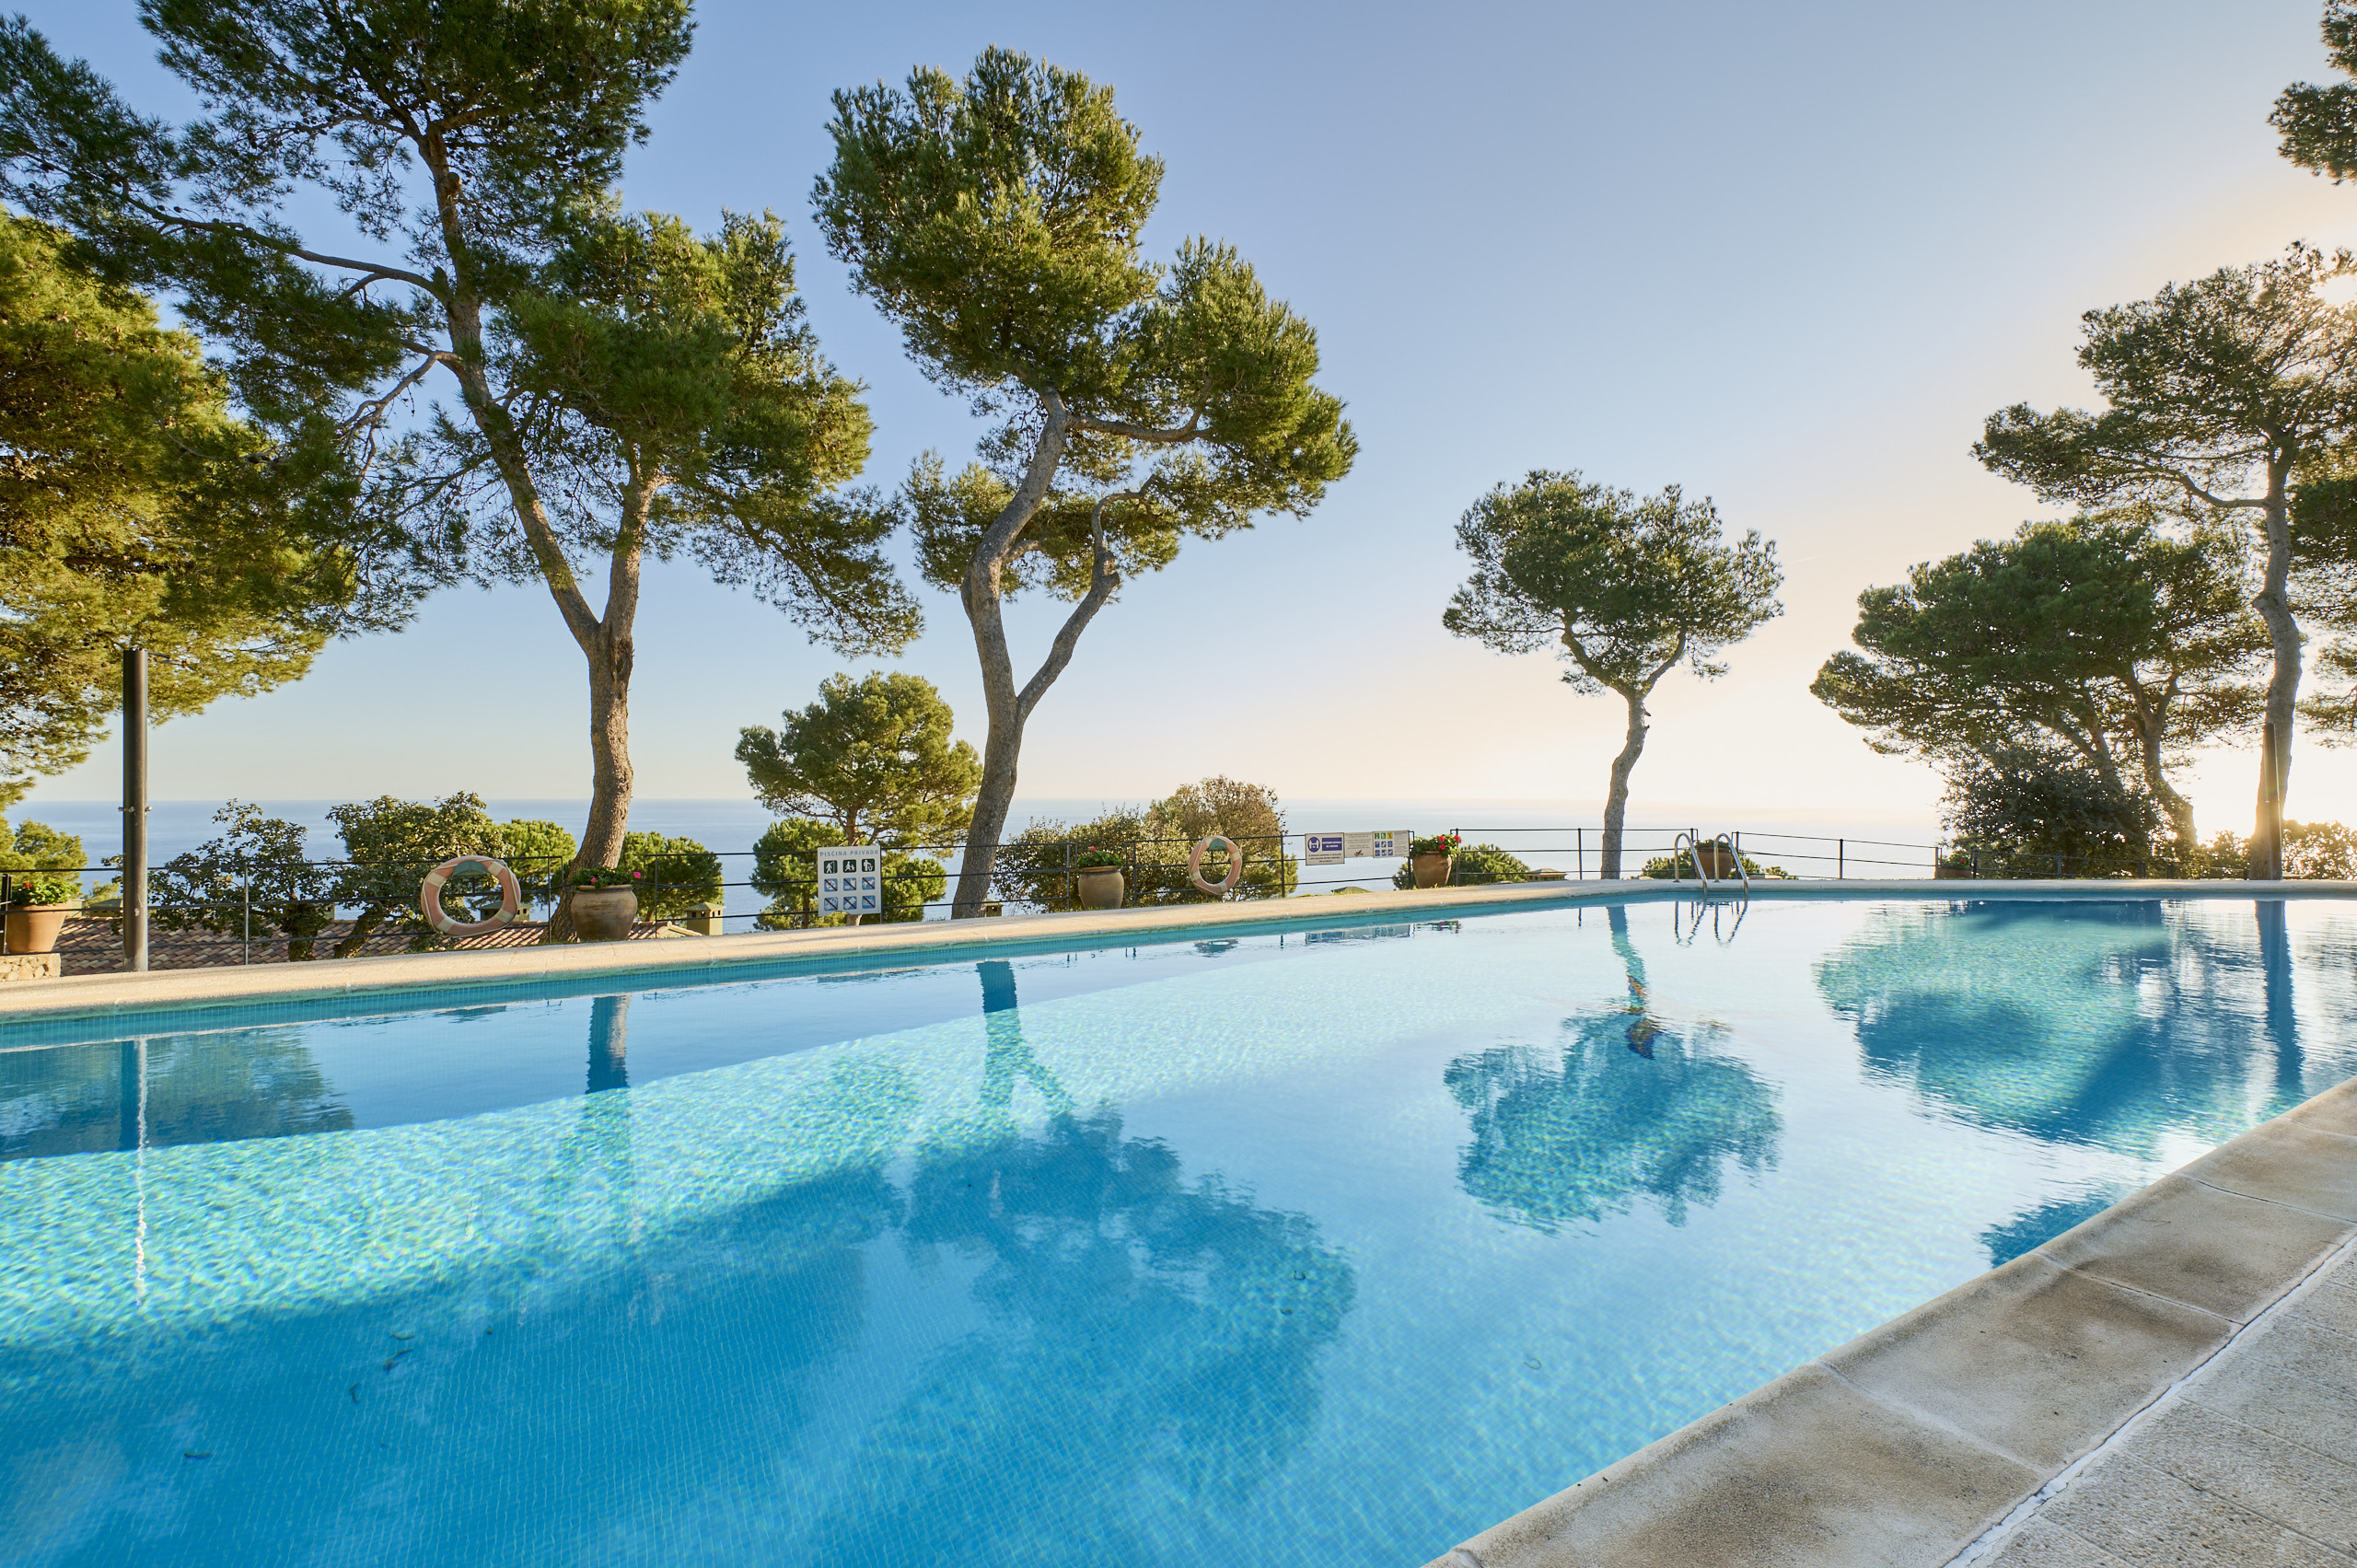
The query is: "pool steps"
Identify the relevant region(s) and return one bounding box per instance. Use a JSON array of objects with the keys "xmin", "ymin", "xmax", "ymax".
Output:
[{"xmin": 1423, "ymin": 1070, "xmax": 2357, "ymax": 1568}]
